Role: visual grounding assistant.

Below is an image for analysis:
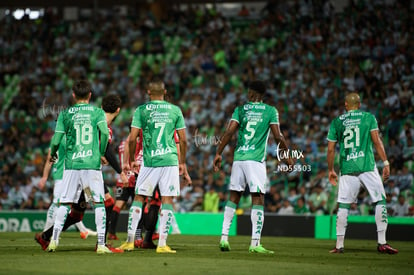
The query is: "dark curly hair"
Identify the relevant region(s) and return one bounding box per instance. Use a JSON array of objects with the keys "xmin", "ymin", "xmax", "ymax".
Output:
[{"xmin": 102, "ymin": 93, "xmax": 122, "ymax": 113}]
